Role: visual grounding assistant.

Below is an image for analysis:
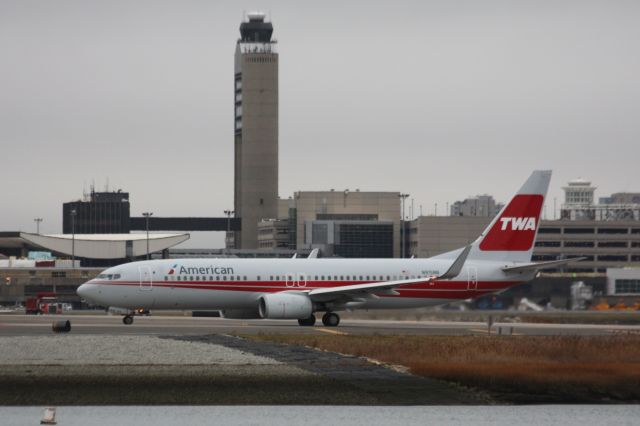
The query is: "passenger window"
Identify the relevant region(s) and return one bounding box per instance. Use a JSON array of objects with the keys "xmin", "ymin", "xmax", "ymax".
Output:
[
  {"xmin": 216, "ymin": 276, "xmax": 220, "ymax": 281},
  {"xmin": 270, "ymin": 276, "xmax": 274, "ymax": 281},
  {"xmin": 244, "ymin": 276, "xmax": 247, "ymax": 281},
  {"xmin": 359, "ymin": 276, "xmax": 363, "ymax": 280},
  {"xmin": 321, "ymin": 275, "xmax": 325, "ymax": 280},
  {"xmin": 190, "ymin": 276, "xmax": 194, "ymax": 281},
  {"xmin": 386, "ymin": 276, "xmax": 390, "ymax": 280},
  {"xmin": 340, "ymin": 276, "xmax": 344, "ymax": 280},
  {"xmin": 257, "ymin": 276, "xmax": 261, "ymax": 281},
  {"xmin": 223, "ymin": 276, "xmax": 227, "ymax": 281}
]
